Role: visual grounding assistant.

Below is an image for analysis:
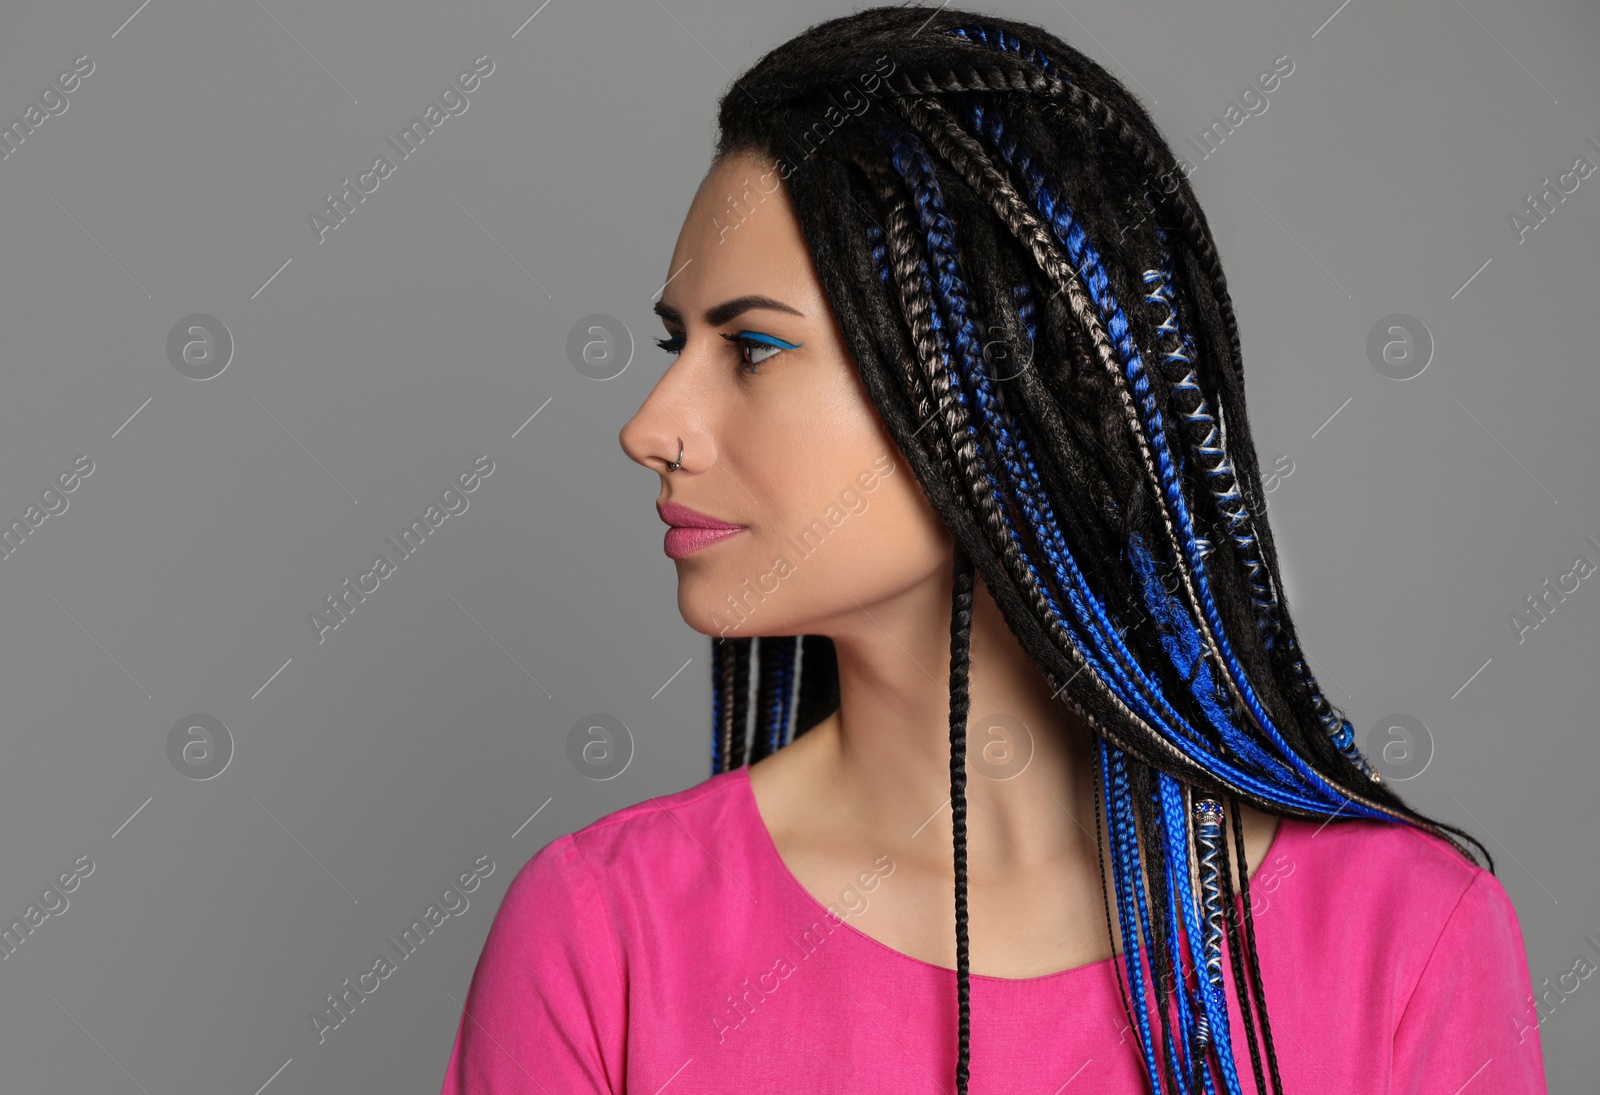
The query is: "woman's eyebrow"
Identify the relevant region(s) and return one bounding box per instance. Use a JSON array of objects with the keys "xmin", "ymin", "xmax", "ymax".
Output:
[{"xmin": 652, "ymin": 294, "xmax": 805, "ymax": 327}]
